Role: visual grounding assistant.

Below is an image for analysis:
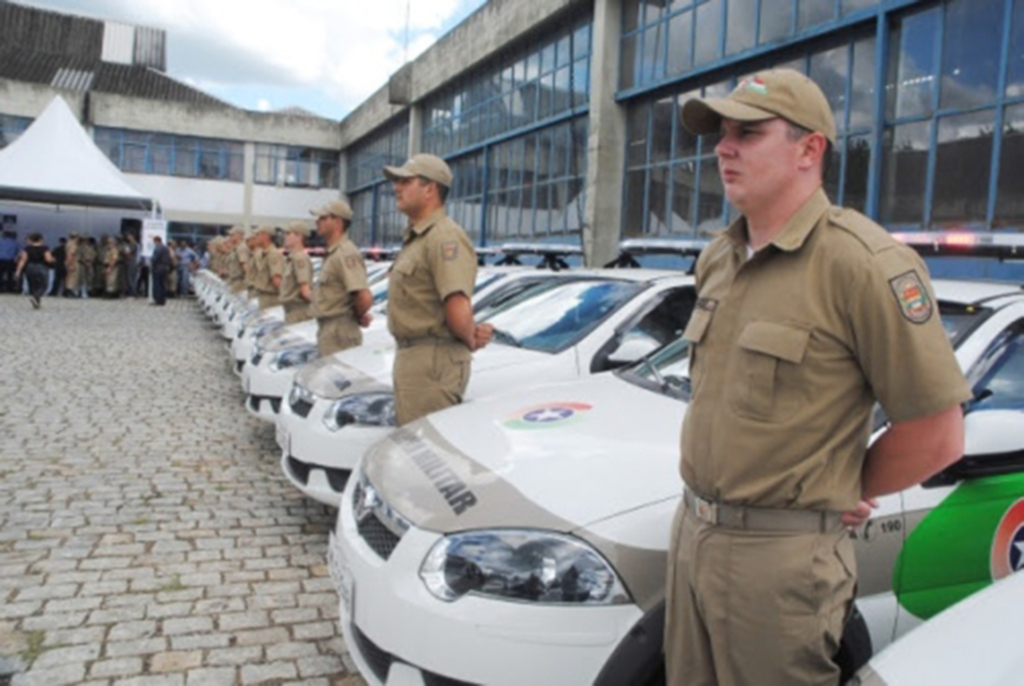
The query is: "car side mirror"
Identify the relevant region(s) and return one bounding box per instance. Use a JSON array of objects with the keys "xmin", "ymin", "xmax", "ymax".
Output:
[
  {"xmin": 607, "ymin": 335, "xmax": 661, "ymax": 368},
  {"xmin": 924, "ymin": 409, "xmax": 1024, "ymax": 487}
]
